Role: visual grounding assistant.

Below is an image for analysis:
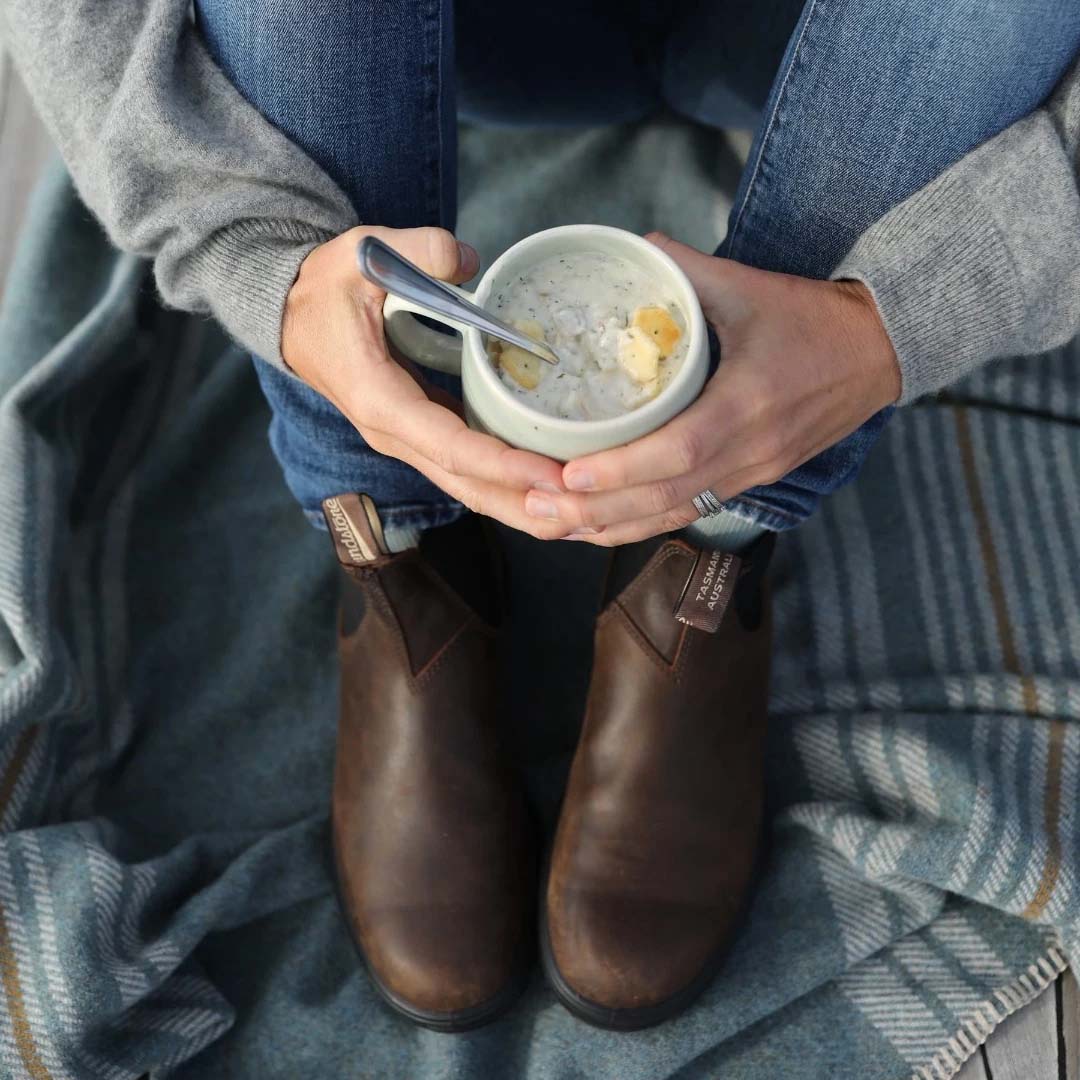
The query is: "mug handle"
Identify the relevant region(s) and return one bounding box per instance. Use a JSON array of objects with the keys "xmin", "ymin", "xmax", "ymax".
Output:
[{"xmin": 383, "ymin": 288, "xmax": 475, "ymax": 376}]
